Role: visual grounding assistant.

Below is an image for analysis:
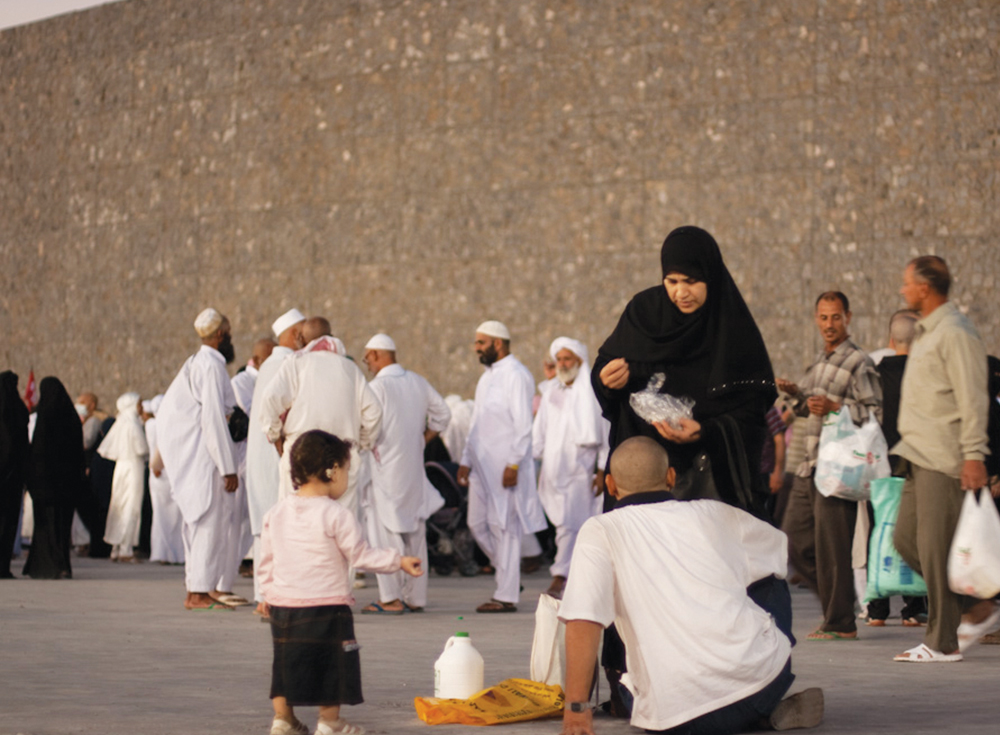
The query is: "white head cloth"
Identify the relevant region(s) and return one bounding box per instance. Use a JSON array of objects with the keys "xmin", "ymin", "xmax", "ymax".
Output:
[
  {"xmin": 97, "ymin": 392, "xmax": 148, "ymax": 462},
  {"xmin": 365, "ymin": 333, "xmax": 397, "ymax": 351},
  {"xmin": 549, "ymin": 337, "xmax": 589, "ymax": 367},
  {"xmin": 476, "ymin": 320, "xmax": 511, "ymax": 340},
  {"xmin": 194, "ymin": 308, "xmax": 224, "ymax": 338},
  {"xmin": 148, "ymin": 394, "xmax": 164, "ymax": 416},
  {"xmin": 271, "ymin": 308, "xmax": 307, "ymax": 339}
]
